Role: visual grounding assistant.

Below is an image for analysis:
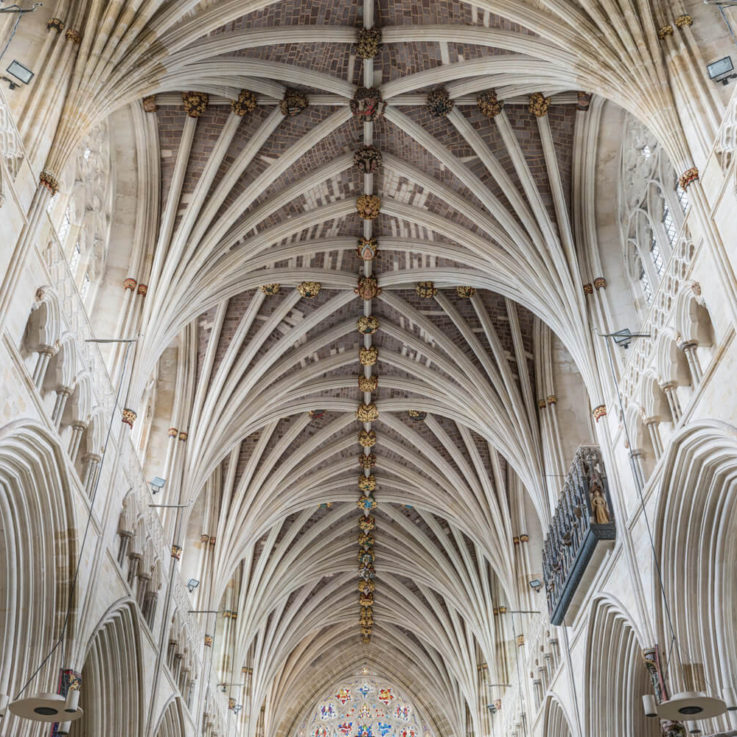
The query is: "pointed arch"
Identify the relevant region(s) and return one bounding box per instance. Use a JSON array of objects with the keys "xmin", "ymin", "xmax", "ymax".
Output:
[
  {"xmin": 655, "ymin": 421, "xmax": 737, "ymax": 719},
  {"xmin": 0, "ymin": 420, "xmax": 77, "ymax": 731},
  {"xmin": 70, "ymin": 601, "xmax": 144, "ymax": 737},
  {"xmin": 154, "ymin": 696, "xmax": 186, "ymax": 737},
  {"xmin": 583, "ymin": 596, "xmax": 658, "ymax": 737},
  {"xmin": 543, "ymin": 695, "xmax": 574, "ymax": 737}
]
